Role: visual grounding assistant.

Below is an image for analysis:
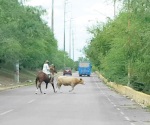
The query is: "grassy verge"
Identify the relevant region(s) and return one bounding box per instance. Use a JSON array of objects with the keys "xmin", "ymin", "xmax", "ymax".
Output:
[{"xmin": 0, "ymin": 68, "xmax": 37, "ymax": 91}]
